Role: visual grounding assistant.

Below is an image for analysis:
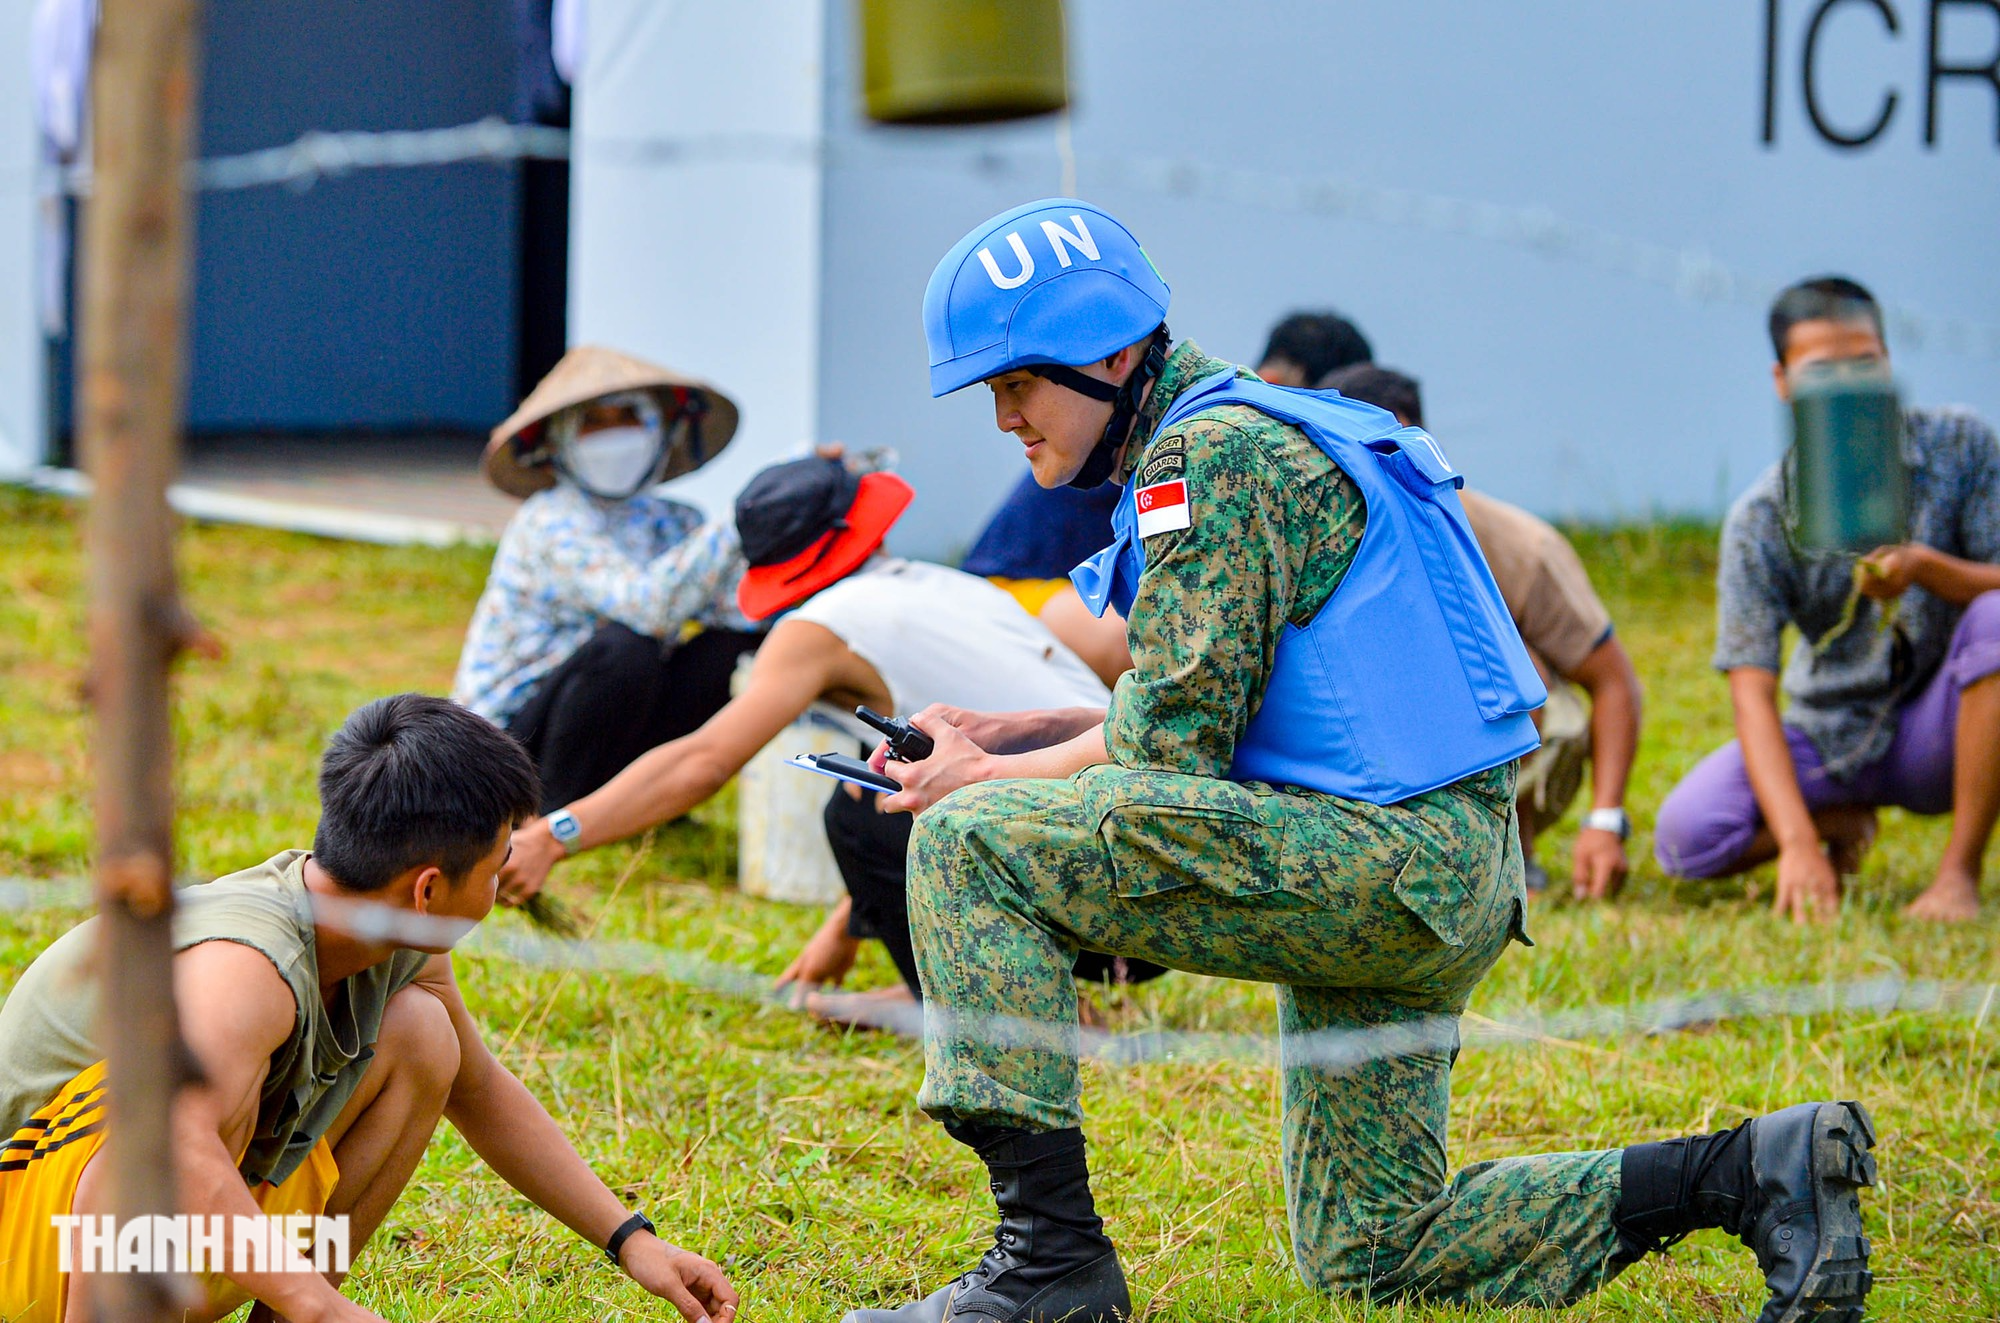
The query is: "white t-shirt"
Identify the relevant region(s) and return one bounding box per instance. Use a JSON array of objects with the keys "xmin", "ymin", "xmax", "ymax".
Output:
[{"xmin": 787, "ymin": 559, "xmax": 1109, "ymax": 743}]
